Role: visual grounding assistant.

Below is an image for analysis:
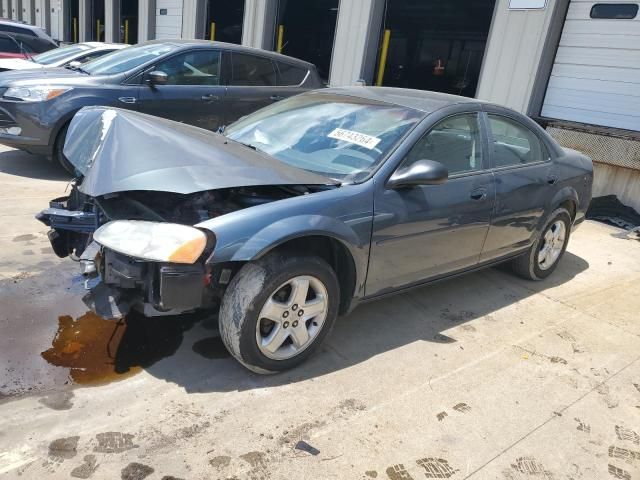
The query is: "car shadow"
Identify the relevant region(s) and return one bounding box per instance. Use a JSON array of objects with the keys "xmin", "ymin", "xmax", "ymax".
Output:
[
  {"xmin": 138, "ymin": 252, "xmax": 589, "ymax": 393},
  {"xmin": 0, "ymin": 148, "xmax": 70, "ymax": 181}
]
